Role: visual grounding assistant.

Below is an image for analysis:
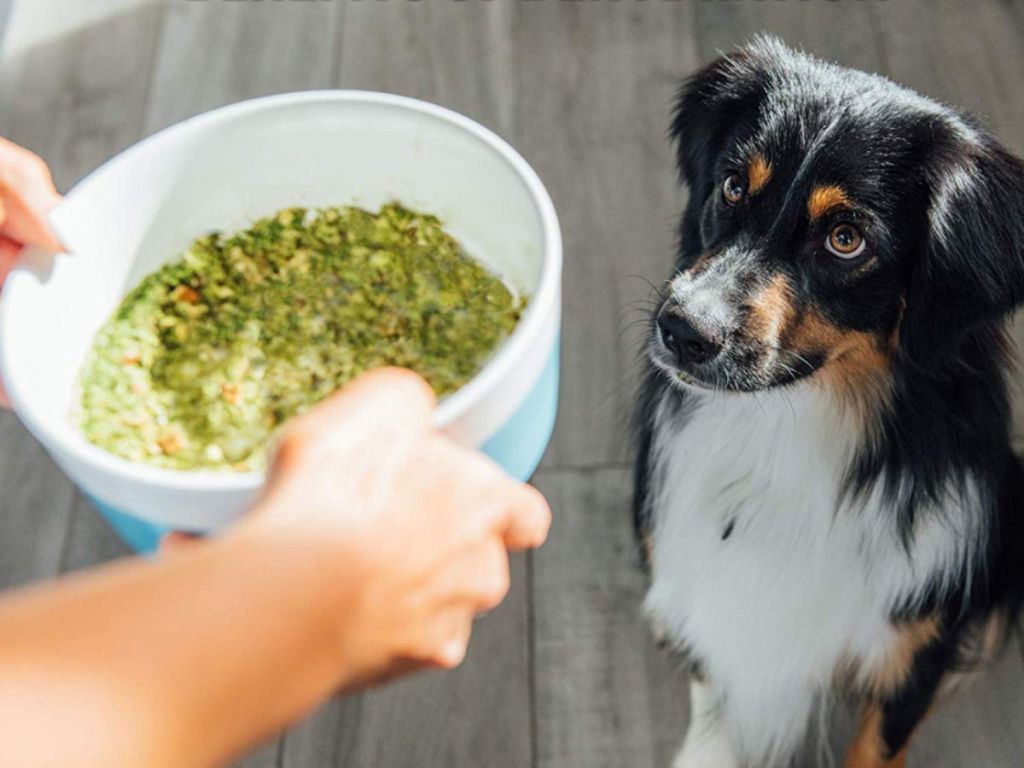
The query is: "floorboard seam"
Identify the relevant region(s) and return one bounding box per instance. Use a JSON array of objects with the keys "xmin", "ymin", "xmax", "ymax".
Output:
[
  {"xmin": 54, "ymin": 496, "xmax": 78, "ymax": 574},
  {"xmin": 328, "ymin": 0, "xmax": 346, "ymax": 90},
  {"xmin": 137, "ymin": 0, "xmax": 170, "ymax": 141},
  {"xmin": 535, "ymin": 461, "xmax": 632, "ymax": 477},
  {"xmin": 526, "ymin": 549, "xmax": 539, "ymax": 768}
]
